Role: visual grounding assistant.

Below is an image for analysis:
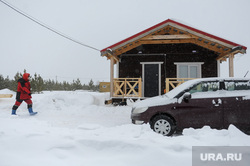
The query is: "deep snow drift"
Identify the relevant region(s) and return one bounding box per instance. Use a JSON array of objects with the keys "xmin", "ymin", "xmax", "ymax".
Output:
[{"xmin": 0, "ymin": 89, "xmax": 250, "ymax": 166}]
